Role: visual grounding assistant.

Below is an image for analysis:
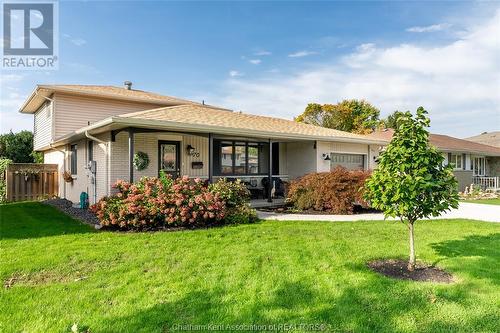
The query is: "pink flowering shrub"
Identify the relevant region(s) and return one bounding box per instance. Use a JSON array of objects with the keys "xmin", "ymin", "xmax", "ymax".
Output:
[{"xmin": 91, "ymin": 175, "xmax": 227, "ymax": 230}]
